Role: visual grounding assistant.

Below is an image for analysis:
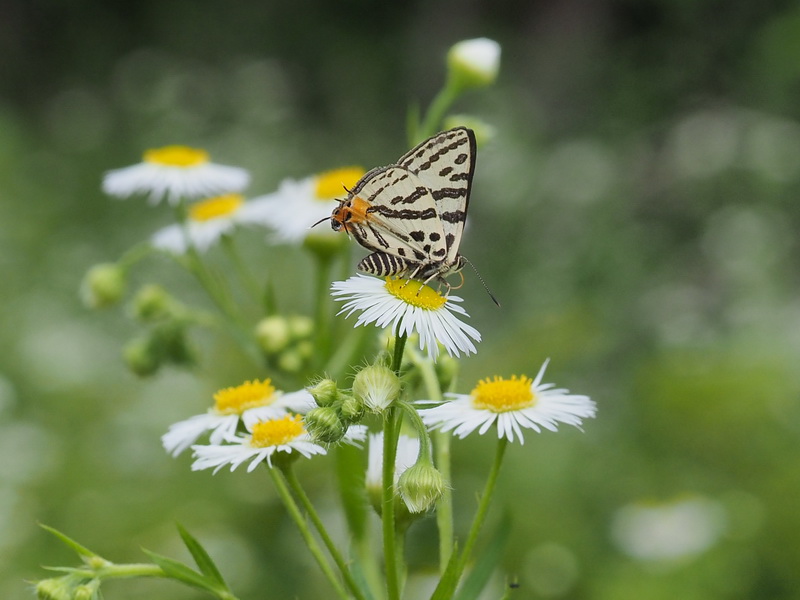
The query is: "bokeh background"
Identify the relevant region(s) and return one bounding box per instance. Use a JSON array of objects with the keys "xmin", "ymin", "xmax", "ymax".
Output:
[{"xmin": 3, "ymin": 0, "xmax": 800, "ymax": 598}]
